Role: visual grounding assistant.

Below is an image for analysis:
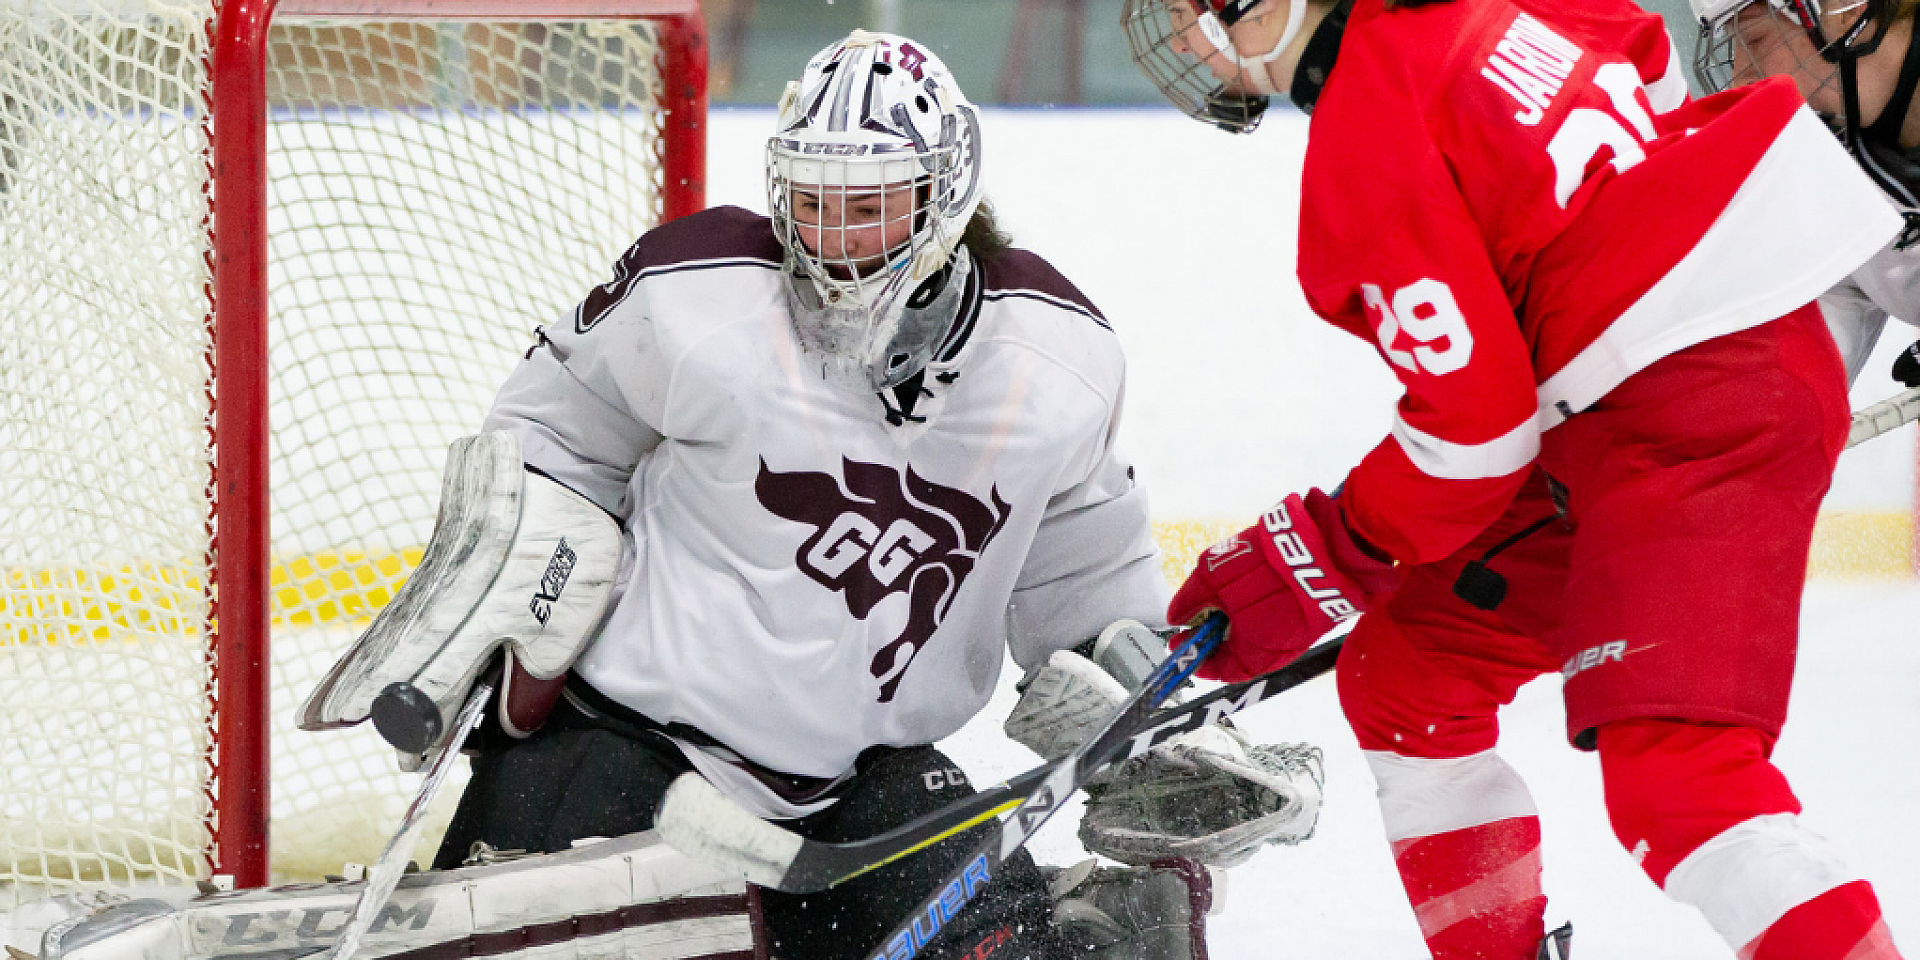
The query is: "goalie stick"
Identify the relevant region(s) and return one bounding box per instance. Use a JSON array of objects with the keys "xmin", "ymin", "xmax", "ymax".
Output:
[
  {"xmin": 658, "ymin": 614, "xmax": 1350, "ymax": 903},
  {"xmin": 855, "ymin": 611, "xmax": 1226, "ymax": 960},
  {"xmin": 1847, "ymin": 383, "xmax": 1920, "ymax": 449},
  {"xmin": 316, "ymin": 681, "xmax": 493, "ymax": 960}
]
